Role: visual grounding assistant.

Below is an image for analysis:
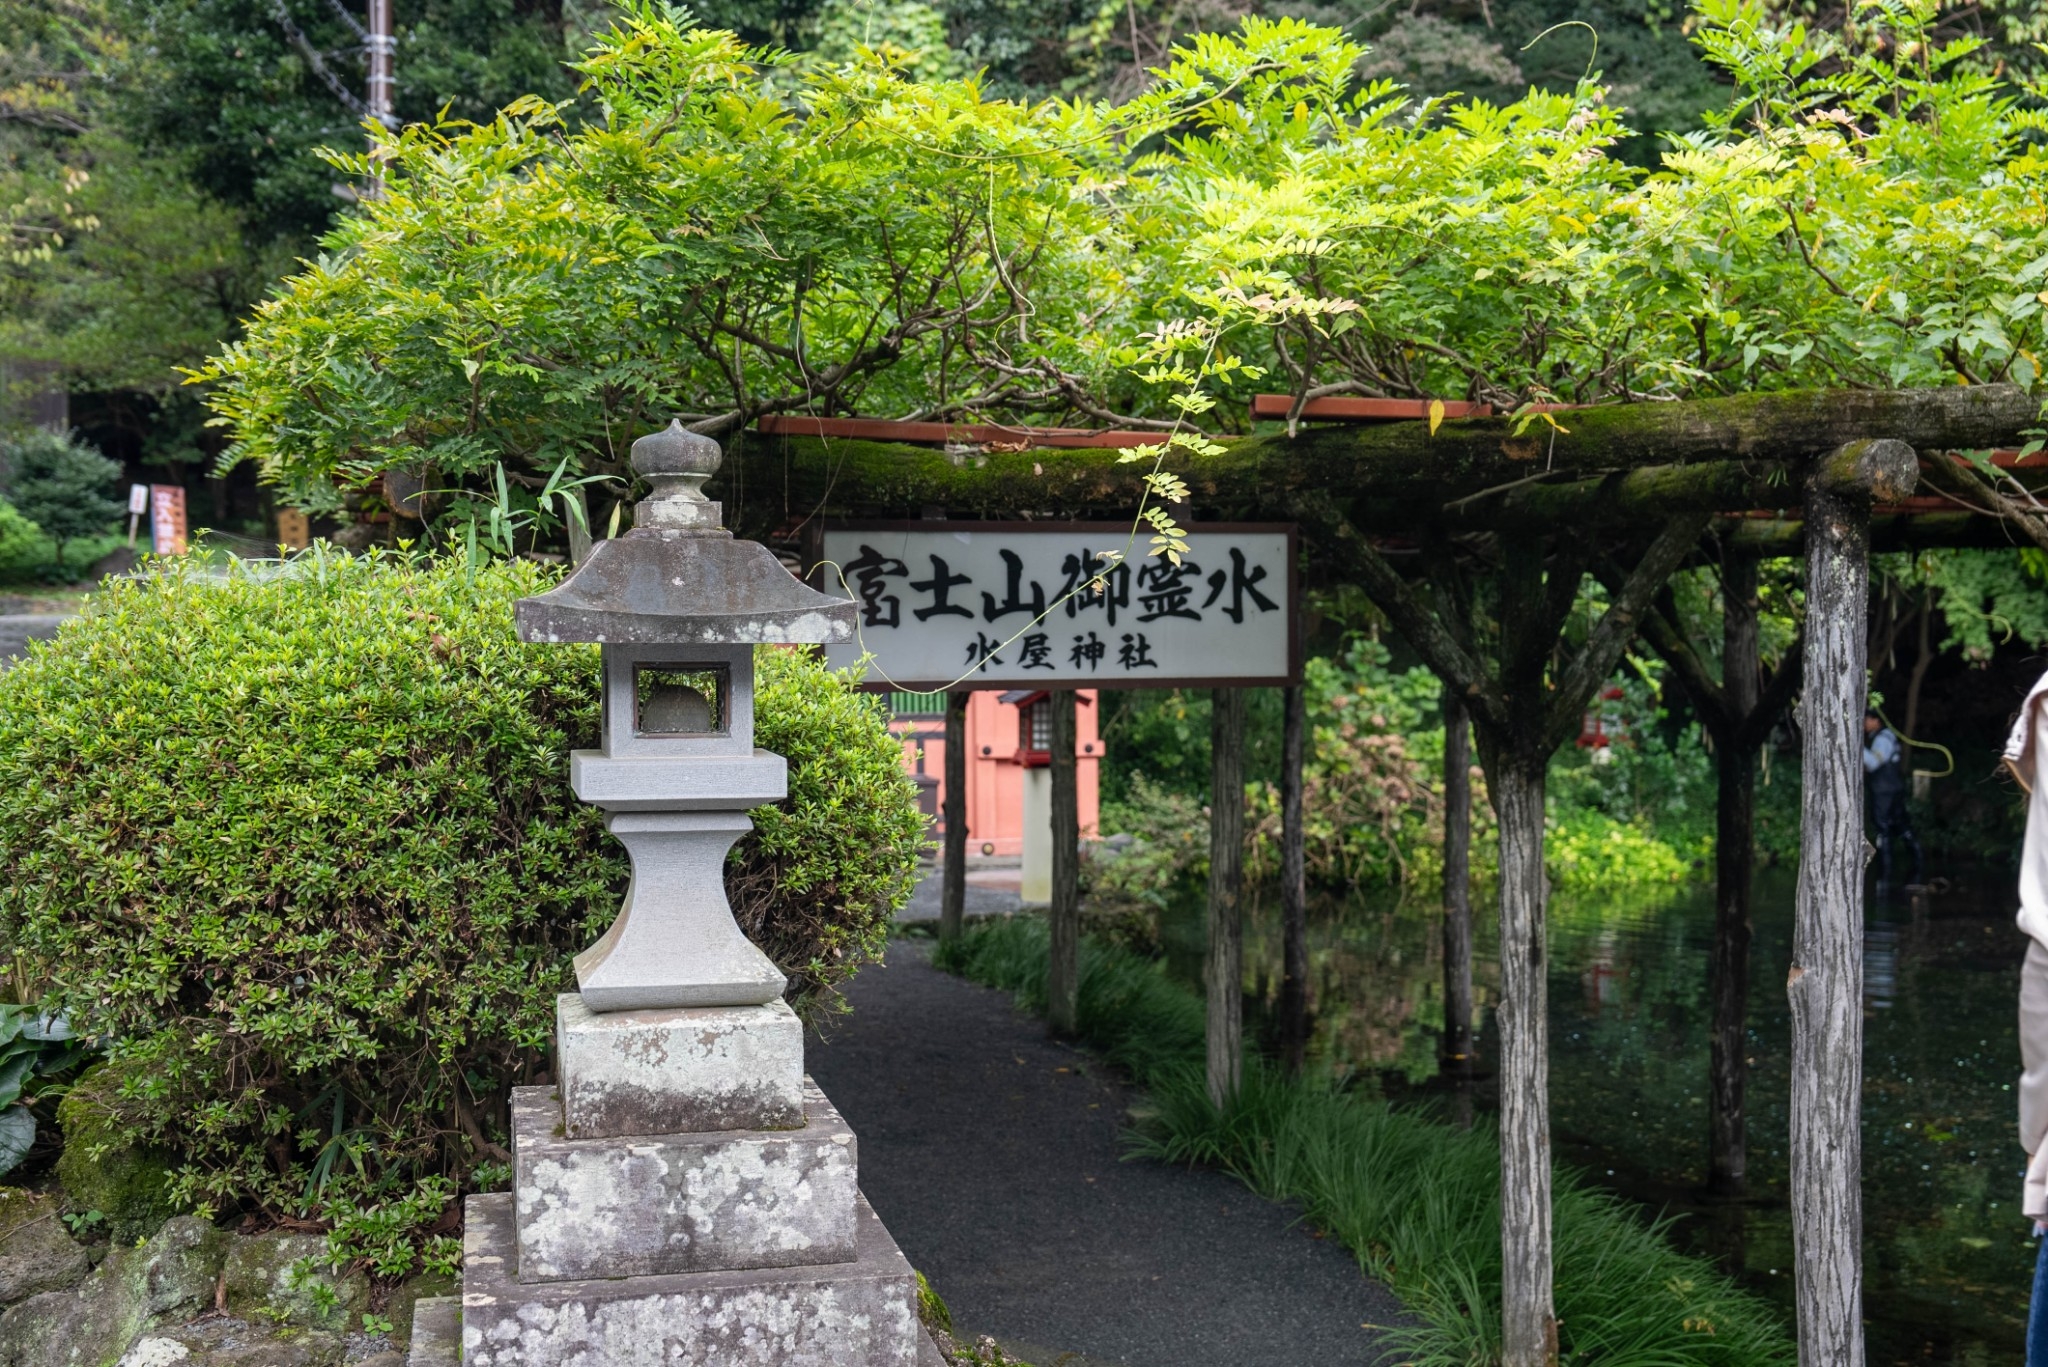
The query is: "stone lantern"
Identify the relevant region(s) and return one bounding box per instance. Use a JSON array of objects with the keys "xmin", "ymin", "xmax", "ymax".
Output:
[
  {"xmin": 514, "ymin": 419, "xmax": 852, "ymax": 1014},
  {"xmin": 413, "ymin": 424, "xmax": 939, "ymax": 1367}
]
